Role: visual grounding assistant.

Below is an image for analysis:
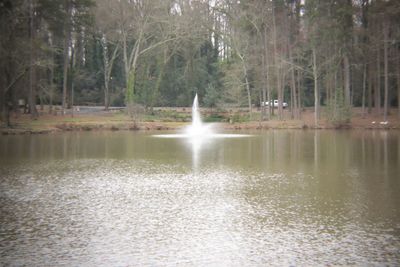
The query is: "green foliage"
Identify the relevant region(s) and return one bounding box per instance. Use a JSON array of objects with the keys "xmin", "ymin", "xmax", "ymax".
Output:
[
  {"xmin": 203, "ymin": 83, "xmax": 219, "ymax": 108},
  {"xmin": 326, "ymin": 88, "xmax": 351, "ymax": 126},
  {"xmin": 220, "ymin": 60, "xmax": 247, "ymax": 107},
  {"xmin": 231, "ymin": 113, "xmax": 251, "ymax": 123},
  {"xmin": 109, "ymin": 88, "xmax": 125, "ymax": 107},
  {"xmin": 203, "ymin": 113, "xmax": 227, "ymax": 122},
  {"xmin": 142, "ymin": 109, "xmax": 191, "ymax": 122}
]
